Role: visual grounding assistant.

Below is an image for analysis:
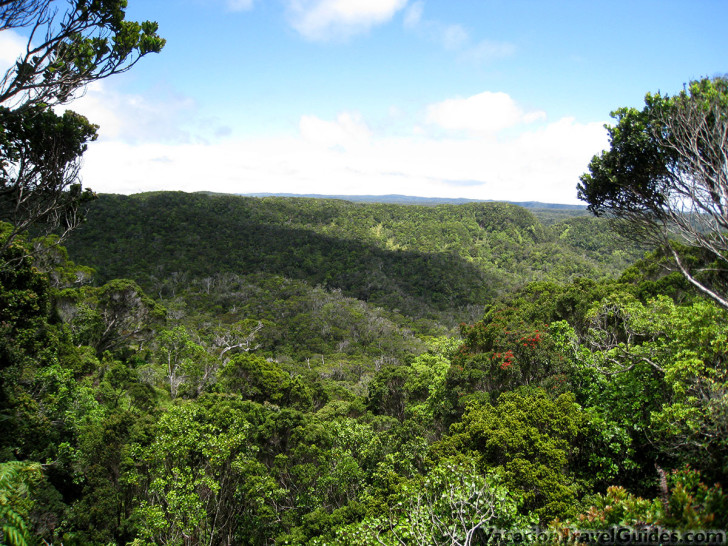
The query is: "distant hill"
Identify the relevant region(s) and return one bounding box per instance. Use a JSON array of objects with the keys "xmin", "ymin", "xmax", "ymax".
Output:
[{"xmin": 243, "ymin": 192, "xmax": 587, "ymax": 210}]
